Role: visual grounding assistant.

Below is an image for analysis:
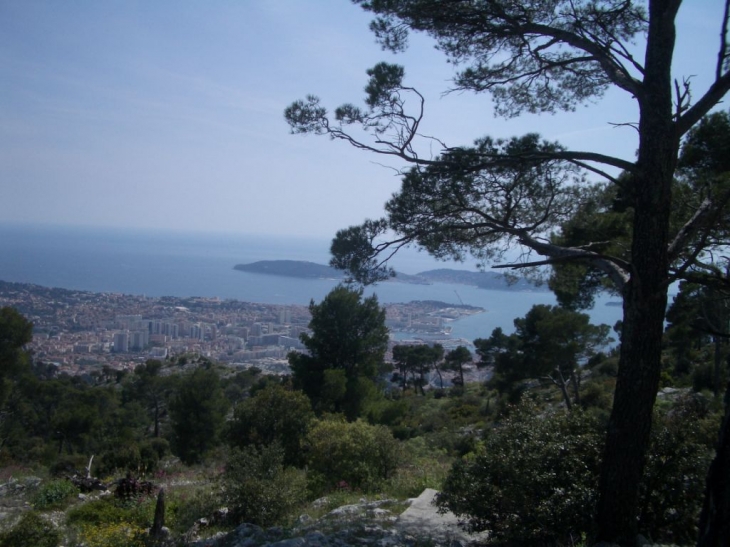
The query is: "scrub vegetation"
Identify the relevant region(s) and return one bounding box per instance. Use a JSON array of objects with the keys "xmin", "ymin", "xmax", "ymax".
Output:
[{"xmin": 0, "ymin": 277, "xmax": 726, "ymax": 546}]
